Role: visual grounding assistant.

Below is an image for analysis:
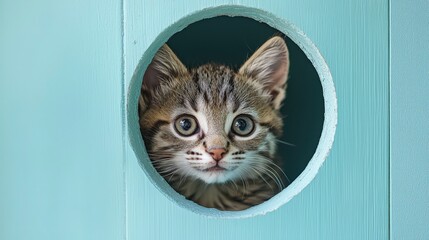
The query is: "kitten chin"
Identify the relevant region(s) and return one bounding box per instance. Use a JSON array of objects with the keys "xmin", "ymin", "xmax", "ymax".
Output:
[
  {"xmin": 140, "ymin": 36, "xmax": 290, "ymax": 211},
  {"xmin": 189, "ymin": 164, "xmax": 241, "ymax": 184}
]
